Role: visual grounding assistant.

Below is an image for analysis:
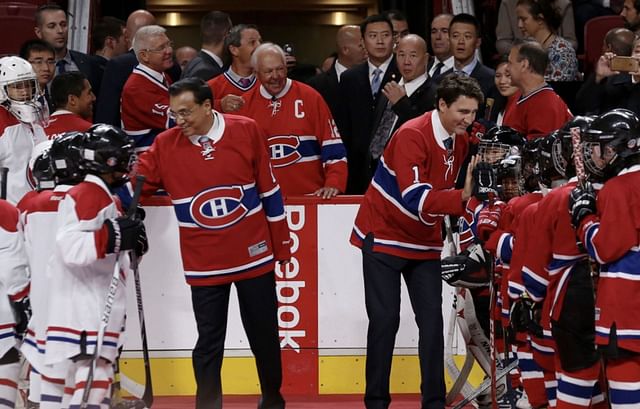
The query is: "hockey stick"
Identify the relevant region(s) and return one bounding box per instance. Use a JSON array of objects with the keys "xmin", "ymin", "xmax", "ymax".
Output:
[
  {"xmin": 0, "ymin": 167, "xmax": 8, "ymax": 200},
  {"xmin": 81, "ymin": 176, "xmax": 146, "ymax": 408},
  {"xmin": 129, "ymin": 175, "xmax": 153, "ymax": 408},
  {"xmin": 452, "ymin": 358, "xmax": 519, "ymax": 409},
  {"xmin": 570, "ymin": 126, "xmax": 588, "ymax": 189}
]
